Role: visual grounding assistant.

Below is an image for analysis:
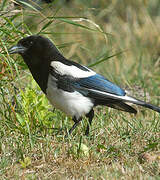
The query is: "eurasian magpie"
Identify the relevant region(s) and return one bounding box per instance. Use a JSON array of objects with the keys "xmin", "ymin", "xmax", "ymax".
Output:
[{"xmin": 9, "ymin": 35, "xmax": 160, "ymax": 136}]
